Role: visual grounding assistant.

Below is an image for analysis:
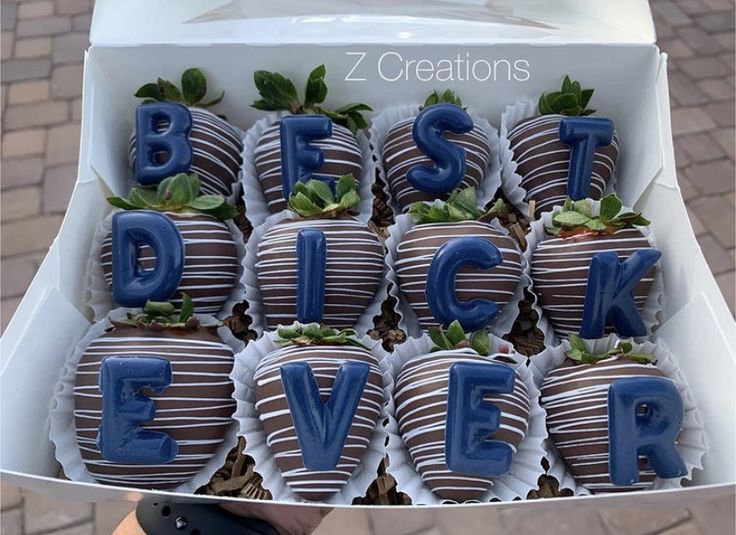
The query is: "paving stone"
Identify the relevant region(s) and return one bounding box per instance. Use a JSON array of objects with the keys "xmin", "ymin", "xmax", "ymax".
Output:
[
  {"xmin": 676, "ymin": 144, "xmax": 692, "ymax": 168},
  {"xmin": 716, "ymin": 270, "xmax": 736, "ymax": 314},
  {"xmin": 23, "ymin": 489, "xmax": 93, "ymax": 534},
  {"xmin": 704, "ymin": 100, "xmax": 736, "ymax": 127},
  {"xmin": 1, "ymin": 297, "xmax": 22, "ymax": 333},
  {"xmin": 652, "ymin": 2, "xmax": 692, "ymax": 26},
  {"xmin": 658, "ymin": 521, "xmax": 705, "ymax": 535},
  {"xmin": 689, "ymin": 195, "xmax": 736, "ymax": 248},
  {"xmin": 2, "ymin": 128, "xmax": 46, "ymax": 158},
  {"xmin": 714, "ymin": 31, "xmax": 735, "ymax": 50},
  {"xmin": 710, "ymin": 127, "xmax": 735, "ymax": 159},
  {"xmin": 51, "ymin": 63, "xmax": 83, "ymax": 97},
  {"xmin": 659, "ymin": 37, "xmax": 694, "ymax": 58},
  {"xmin": 679, "ymin": 174, "xmax": 698, "ymax": 201},
  {"xmin": 669, "ymin": 71, "xmax": 710, "ymax": 106},
  {"xmin": 698, "ymin": 234, "xmax": 736, "ymax": 274},
  {"xmin": 678, "ymin": 133, "xmax": 726, "ymax": 162},
  {"xmin": 1, "ymin": 253, "xmax": 43, "ymax": 297},
  {"xmin": 671, "ymin": 107, "xmax": 717, "ymax": 135},
  {"xmin": 1, "ymin": 481, "xmax": 23, "ymax": 510},
  {"xmin": 1, "ymin": 186, "xmax": 41, "ymax": 222},
  {"xmin": 369, "ymin": 509, "xmax": 438, "ymax": 535},
  {"xmin": 72, "ymin": 96, "xmax": 82, "ymax": 120},
  {"xmin": 700, "ymin": 0, "xmax": 734, "ymax": 11},
  {"xmin": 689, "ymin": 492, "xmax": 736, "ymax": 534},
  {"xmin": 17, "ymin": 1, "xmax": 55, "ymax": 20},
  {"xmin": 3, "ymin": 99, "xmax": 68, "ymax": 129},
  {"xmin": 16, "ymin": 15, "xmax": 72, "ymax": 38},
  {"xmin": 678, "ymin": 56, "xmax": 730, "ymax": 78},
  {"xmin": 1, "ymin": 3, "xmax": 17, "ymax": 31},
  {"xmin": 686, "ymin": 159, "xmax": 736, "ymax": 195},
  {"xmin": 14, "ymin": 36, "xmax": 53, "ymax": 58},
  {"xmin": 57, "ymin": 0, "xmax": 93, "ymax": 15},
  {"xmin": 52, "ymin": 31, "xmax": 88, "ymax": 64},
  {"xmin": 72, "ymin": 13, "xmax": 91, "ymax": 31},
  {"xmin": 7, "ymin": 79, "xmax": 50, "ymax": 105},
  {"xmin": 94, "ymin": 501, "xmax": 136, "ymax": 535},
  {"xmin": 719, "ymin": 51, "xmax": 736, "ymax": 73},
  {"xmin": 46, "ymin": 122, "xmax": 80, "ymax": 164},
  {"xmin": 697, "ymin": 78, "xmax": 734, "ymax": 101},
  {"xmin": 53, "ymin": 522, "xmax": 95, "ymax": 535},
  {"xmin": 599, "ymin": 509, "xmax": 690, "ymax": 535},
  {"xmin": 43, "ymin": 163, "xmax": 77, "ymax": 213},
  {"xmin": 1, "ymin": 31, "xmax": 14, "ymax": 60},
  {"xmin": 686, "ymin": 205, "xmax": 708, "ymax": 235},
  {"xmin": 694, "ymin": 11, "xmax": 736, "ymax": 33},
  {"xmin": 1, "ymin": 157, "xmax": 44, "ymax": 188},
  {"xmin": 677, "ymin": 25, "xmax": 725, "ymax": 55},
  {"xmin": 1, "ymin": 506, "xmax": 23, "ymax": 535},
  {"xmin": 657, "ymin": 20, "xmax": 675, "ymax": 39},
  {"xmin": 501, "ymin": 509, "xmax": 607, "ymax": 534},
  {"xmin": 0, "ymin": 57, "xmax": 52, "ymax": 82},
  {"xmin": 0, "ymin": 214, "xmax": 62, "ymax": 257},
  {"xmin": 676, "ymin": 0, "xmax": 708, "ymax": 15}
]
